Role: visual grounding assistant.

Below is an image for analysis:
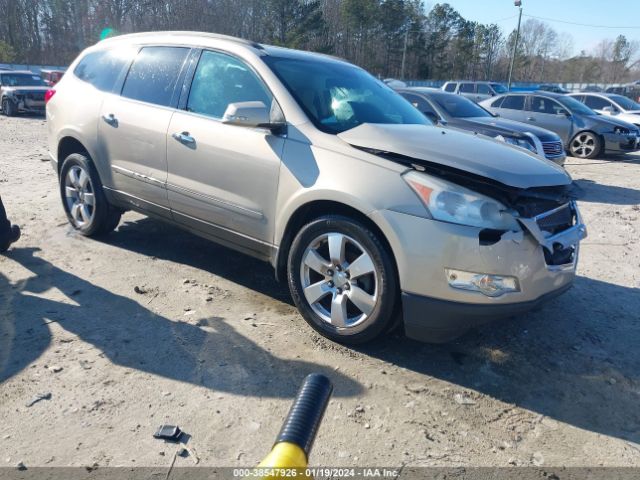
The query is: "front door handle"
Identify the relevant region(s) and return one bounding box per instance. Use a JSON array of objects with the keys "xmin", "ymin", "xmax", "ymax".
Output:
[
  {"xmin": 526, "ymin": 116, "xmax": 536, "ymax": 121},
  {"xmin": 102, "ymin": 113, "xmax": 118, "ymax": 127},
  {"xmin": 172, "ymin": 131, "xmax": 195, "ymax": 145}
]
